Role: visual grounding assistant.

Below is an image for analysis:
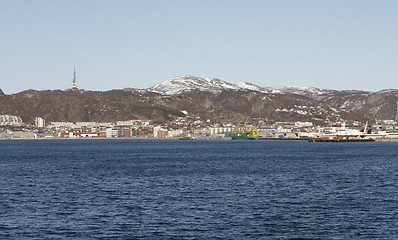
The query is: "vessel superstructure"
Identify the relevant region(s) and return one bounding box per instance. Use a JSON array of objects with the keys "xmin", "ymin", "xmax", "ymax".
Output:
[{"xmin": 231, "ymin": 117, "xmax": 259, "ymax": 140}]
